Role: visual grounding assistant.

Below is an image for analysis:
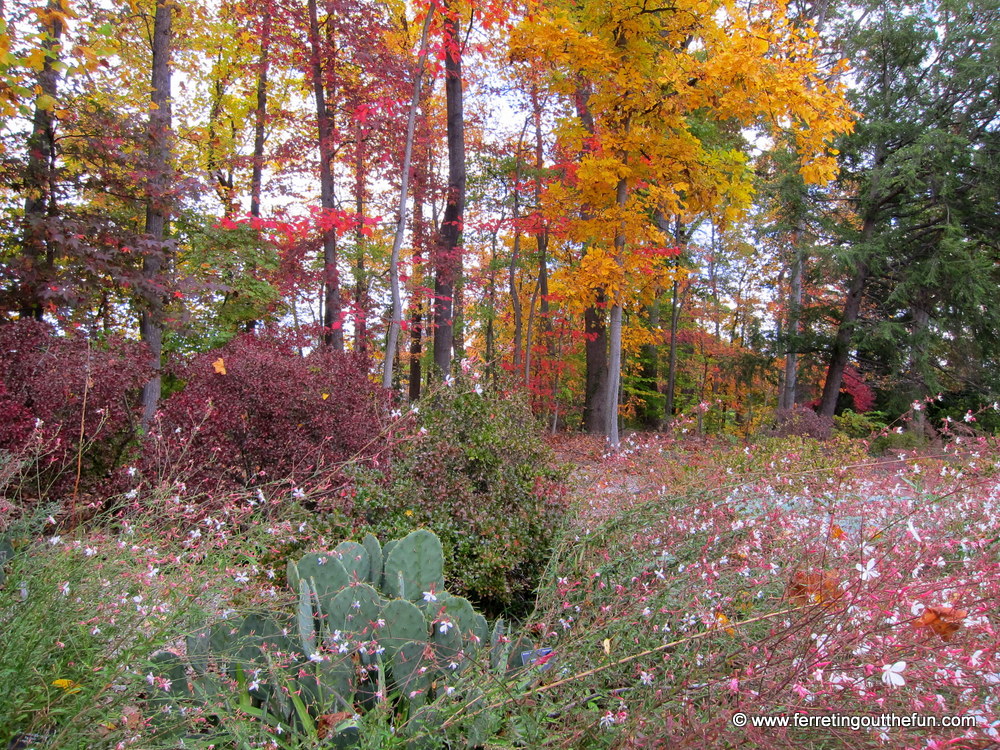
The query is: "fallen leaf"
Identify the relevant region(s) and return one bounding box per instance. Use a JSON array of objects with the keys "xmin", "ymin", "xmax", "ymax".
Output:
[
  {"xmin": 786, "ymin": 570, "xmax": 842, "ymax": 607},
  {"xmin": 316, "ymin": 711, "xmax": 354, "ymax": 740},
  {"xmin": 915, "ymin": 605, "xmax": 967, "ymax": 641},
  {"xmin": 212, "ymin": 357, "xmax": 226, "ymax": 375}
]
